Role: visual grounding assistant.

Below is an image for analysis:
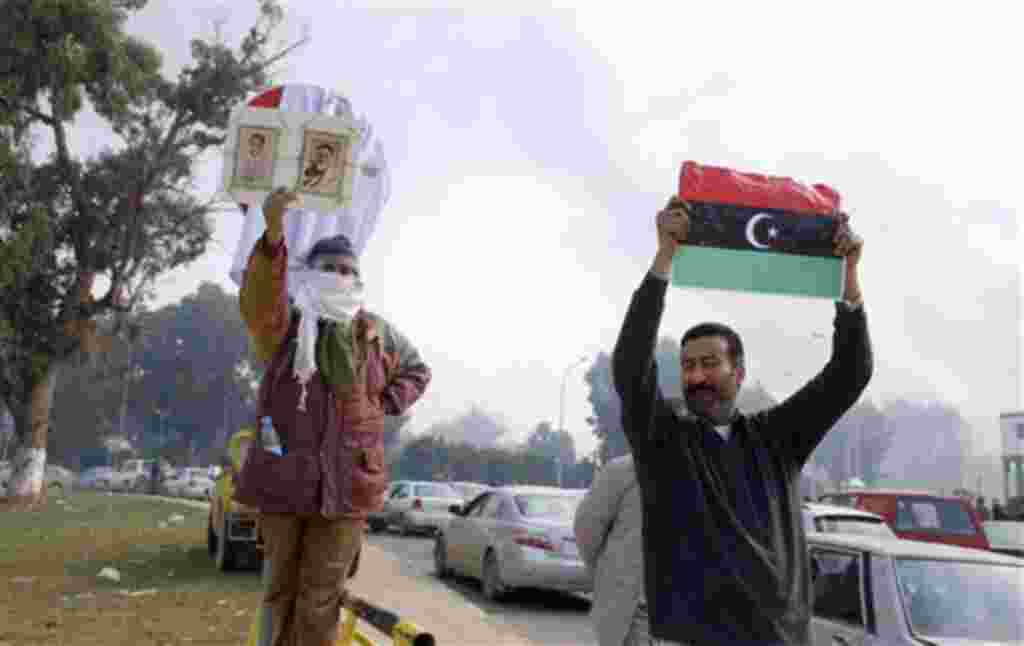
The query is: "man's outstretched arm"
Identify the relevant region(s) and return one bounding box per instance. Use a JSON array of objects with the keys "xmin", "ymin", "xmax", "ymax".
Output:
[
  {"xmin": 612, "ymin": 198, "xmax": 690, "ymax": 461},
  {"xmin": 760, "ymin": 213, "xmax": 872, "ymax": 466}
]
